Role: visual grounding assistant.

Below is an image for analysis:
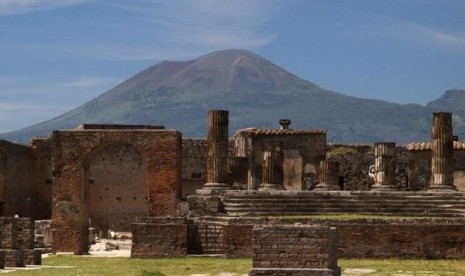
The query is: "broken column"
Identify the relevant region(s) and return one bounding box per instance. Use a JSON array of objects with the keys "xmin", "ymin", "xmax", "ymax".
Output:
[
  {"xmin": 258, "ymin": 141, "xmax": 284, "ymax": 191},
  {"xmin": 428, "ymin": 112, "xmax": 456, "ymax": 191},
  {"xmin": 371, "ymin": 142, "xmax": 397, "ymax": 191},
  {"xmin": 314, "ymin": 160, "xmax": 340, "ymax": 191},
  {"xmin": 199, "ymin": 110, "xmax": 230, "ymax": 192}
]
